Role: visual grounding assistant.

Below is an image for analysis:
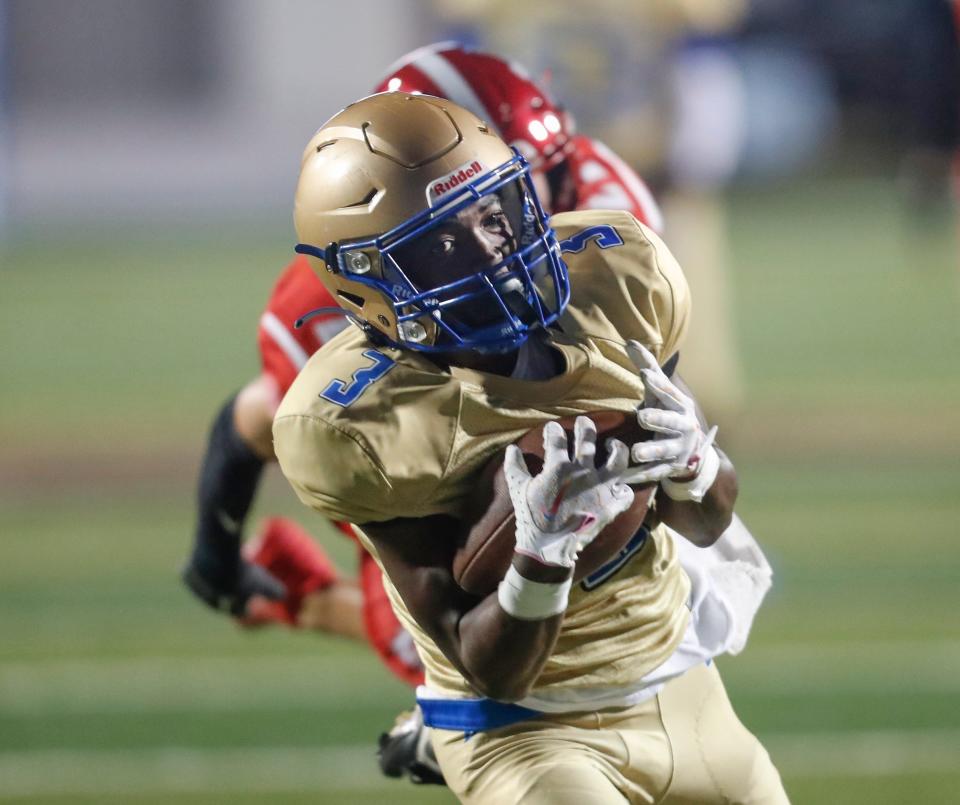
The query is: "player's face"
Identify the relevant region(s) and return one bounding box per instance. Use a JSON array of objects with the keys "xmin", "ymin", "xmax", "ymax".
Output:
[
  {"xmin": 390, "ymin": 193, "xmax": 525, "ymax": 336},
  {"xmin": 403, "ymin": 195, "xmax": 517, "ymax": 289}
]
